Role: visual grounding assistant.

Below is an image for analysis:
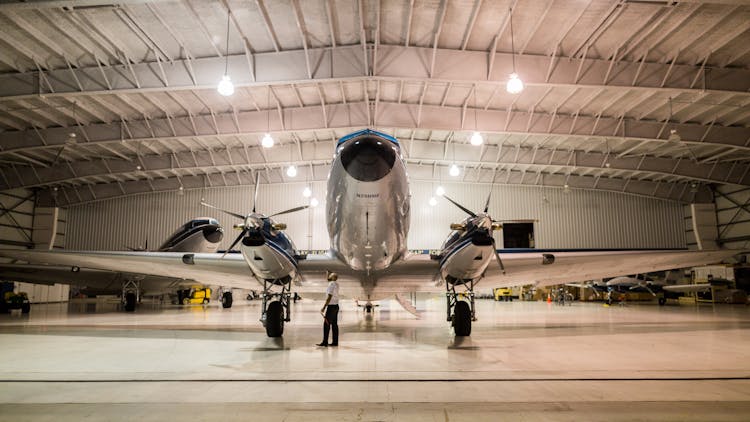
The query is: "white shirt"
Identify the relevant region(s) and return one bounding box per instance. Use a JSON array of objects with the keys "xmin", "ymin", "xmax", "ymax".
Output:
[{"xmin": 325, "ymin": 280, "xmax": 340, "ymax": 305}]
